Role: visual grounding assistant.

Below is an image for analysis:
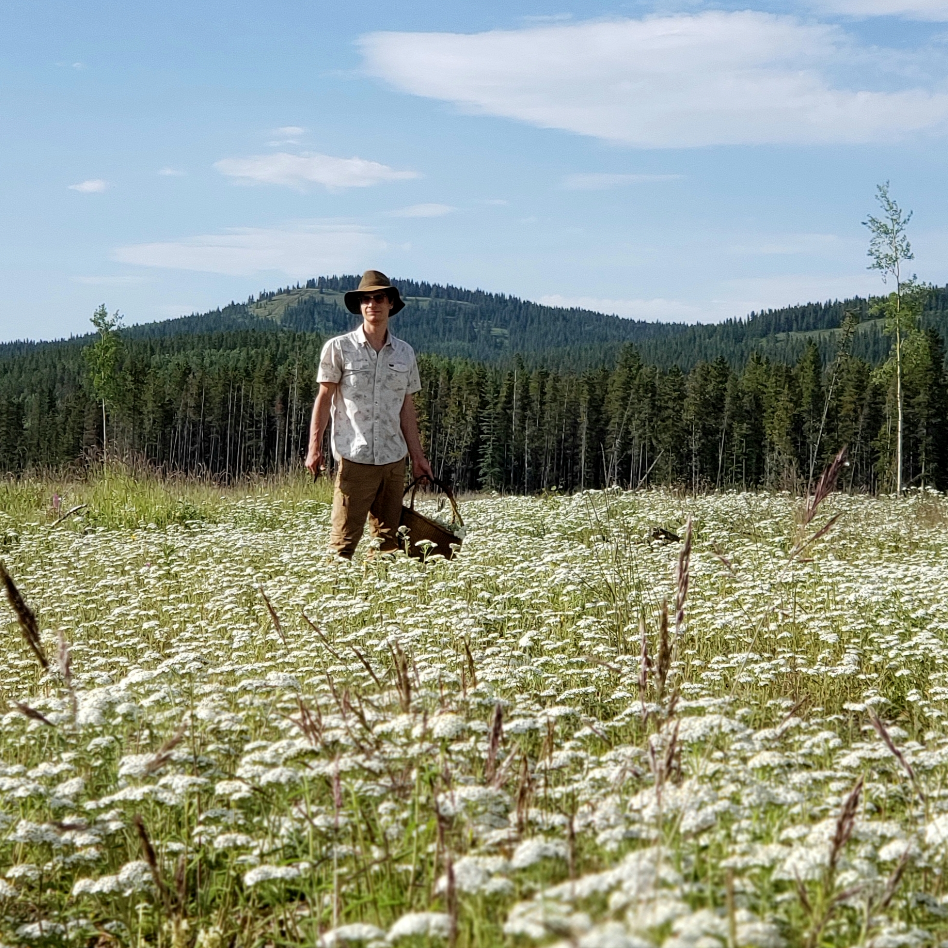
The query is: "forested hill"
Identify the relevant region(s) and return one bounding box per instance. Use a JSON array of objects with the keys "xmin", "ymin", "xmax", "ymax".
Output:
[
  {"xmin": 120, "ymin": 276, "xmax": 948, "ymax": 369},
  {"xmin": 4, "ymin": 274, "xmax": 948, "ymax": 490},
  {"xmin": 6, "ymin": 275, "xmax": 948, "ymax": 372}
]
